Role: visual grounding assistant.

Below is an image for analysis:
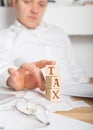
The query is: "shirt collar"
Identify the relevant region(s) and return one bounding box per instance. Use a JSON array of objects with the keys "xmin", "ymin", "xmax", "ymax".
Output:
[
  {"xmin": 14, "ymin": 19, "xmax": 49, "ymax": 31},
  {"xmin": 14, "ymin": 20, "xmax": 28, "ymax": 30}
]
